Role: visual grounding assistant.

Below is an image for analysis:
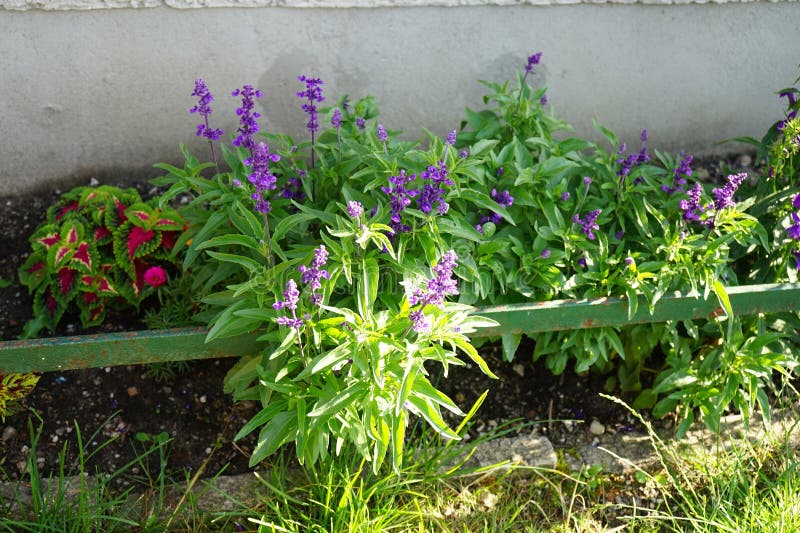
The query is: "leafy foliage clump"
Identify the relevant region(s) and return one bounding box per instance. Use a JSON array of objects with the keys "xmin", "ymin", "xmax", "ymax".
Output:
[{"xmin": 18, "ymin": 185, "xmax": 186, "ymax": 336}]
